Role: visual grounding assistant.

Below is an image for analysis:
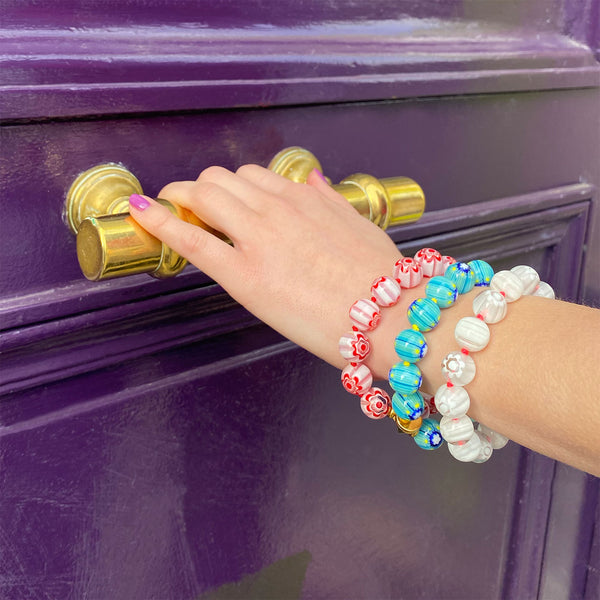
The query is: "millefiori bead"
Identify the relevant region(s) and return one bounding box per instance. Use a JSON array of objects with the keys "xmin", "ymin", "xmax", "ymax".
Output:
[
  {"xmin": 393, "ymin": 257, "xmax": 423, "ymax": 288},
  {"xmin": 389, "ymin": 361, "xmax": 422, "ymax": 395},
  {"xmin": 360, "ymin": 387, "xmax": 391, "ymax": 420},
  {"xmin": 339, "ymin": 330, "xmax": 371, "ymax": 361},
  {"xmin": 490, "ymin": 270, "xmax": 524, "ymax": 302},
  {"xmin": 454, "ymin": 316, "xmax": 490, "ymax": 352},
  {"xmin": 477, "ymin": 423, "xmax": 509, "ymax": 449},
  {"xmin": 440, "ymin": 415, "xmax": 475, "ymax": 444},
  {"xmin": 407, "ymin": 297, "xmax": 441, "ymax": 332},
  {"xmin": 370, "ymin": 275, "xmax": 402, "ymax": 307},
  {"xmin": 414, "ymin": 248, "xmax": 444, "ymax": 277},
  {"xmin": 425, "ymin": 276, "xmax": 458, "ymax": 309},
  {"xmin": 533, "ymin": 281, "xmax": 555, "ymax": 299},
  {"xmin": 447, "ymin": 434, "xmax": 482, "ymax": 462},
  {"xmin": 441, "ymin": 351, "xmax": 476, "ymax": 386},
  {"xmin": 468, "ymin": 259, "xmax": 494, "ymax": 287},
  {"xmin": 394, "ymin": 329, "xmax": 428, "ymax": 363},
  {"xmin": 341, "ymin": 362, "xmax": 373, "ymax": 395},
  {"xmin": 444, "ymin": 262, "xmax": 476, "ymax": 294},
  {"xmin": 434, "ymin": 384, "xmax": 470, "ymax": 418},
  {"xmin": 392, "ymin": 391, "xmax": 424, "ymax": 420},
  {"xmin": 471, "ymin": 431, "xmax": 494, "ymax": 463},
  {"xmin": 349, "ymin": 298, "xmax": 381, "ymax": 331},
  {"xmin": 511, "ymin": 265, "xmax": 540, "ymax": 295},
  {"xmin": 472, "ymin": 289, "xmax": 507, "ymax": 324},
  {"xmin": 441, "ymin": 255, "xmax": 456, "ymax": 272},
  {"xmin": 413, "ymin": 418, "xmax": 444, "ymax": 450}
]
